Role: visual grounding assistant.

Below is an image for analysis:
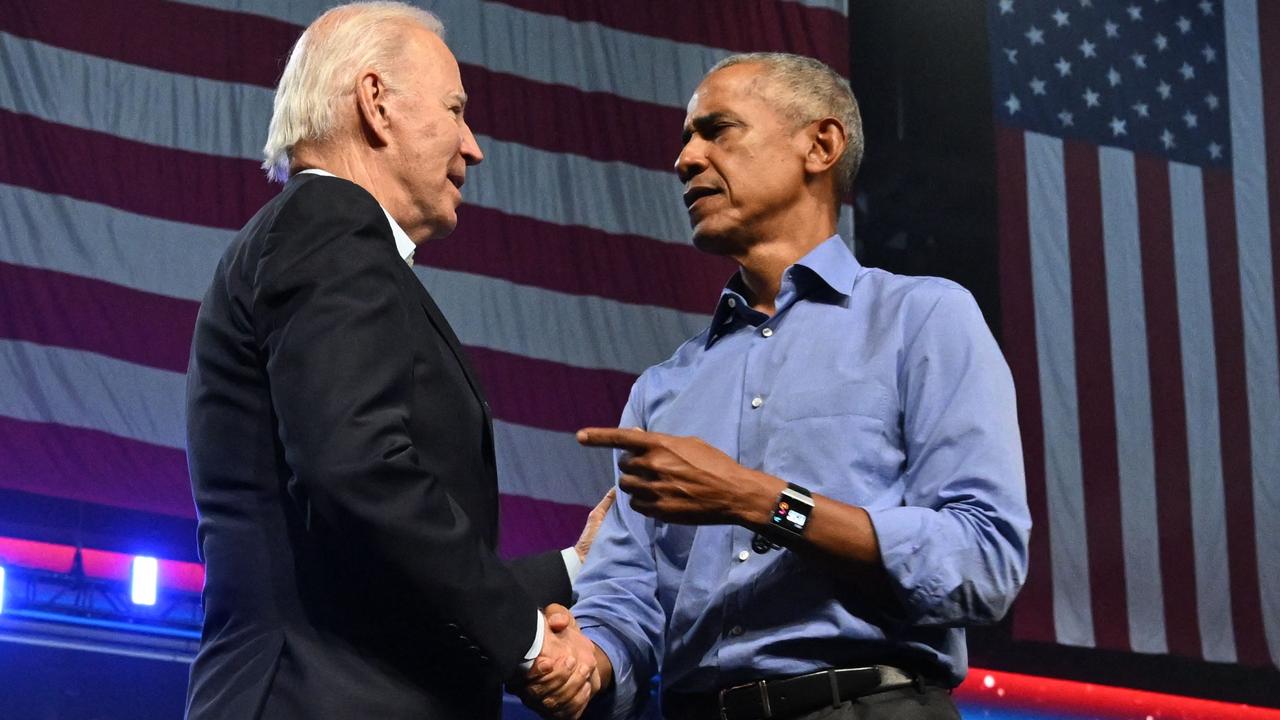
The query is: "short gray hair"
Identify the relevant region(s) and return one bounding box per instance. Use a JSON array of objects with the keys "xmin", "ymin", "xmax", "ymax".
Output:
[
  {"xmin": 261, "ymin": 2, "xmax": 444, "ymax": 183},
  {"xmin": 707, "ymin": 52, "xmax": 864, "ymax": 199}
]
